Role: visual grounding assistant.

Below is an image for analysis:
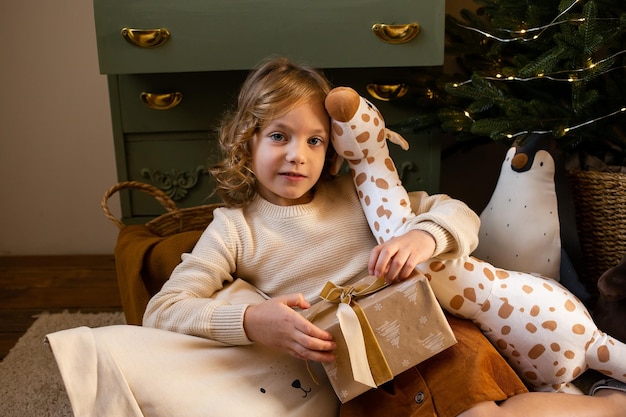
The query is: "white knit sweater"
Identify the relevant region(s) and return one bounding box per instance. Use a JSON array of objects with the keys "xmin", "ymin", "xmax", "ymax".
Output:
[{"xmin": 143, "ymin": 175, "xmax": 479, "ymax": 345}]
